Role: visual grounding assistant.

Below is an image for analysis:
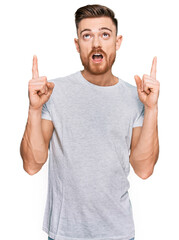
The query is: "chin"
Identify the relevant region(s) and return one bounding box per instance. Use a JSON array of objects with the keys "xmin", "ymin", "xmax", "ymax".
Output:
[
  {"xmin": 83, "ymin": 63, "xmax": 110, "ymax": 75},
  {"xmin": 81, "ymin": 56, "xmax": 116, "ymax": 75}
]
